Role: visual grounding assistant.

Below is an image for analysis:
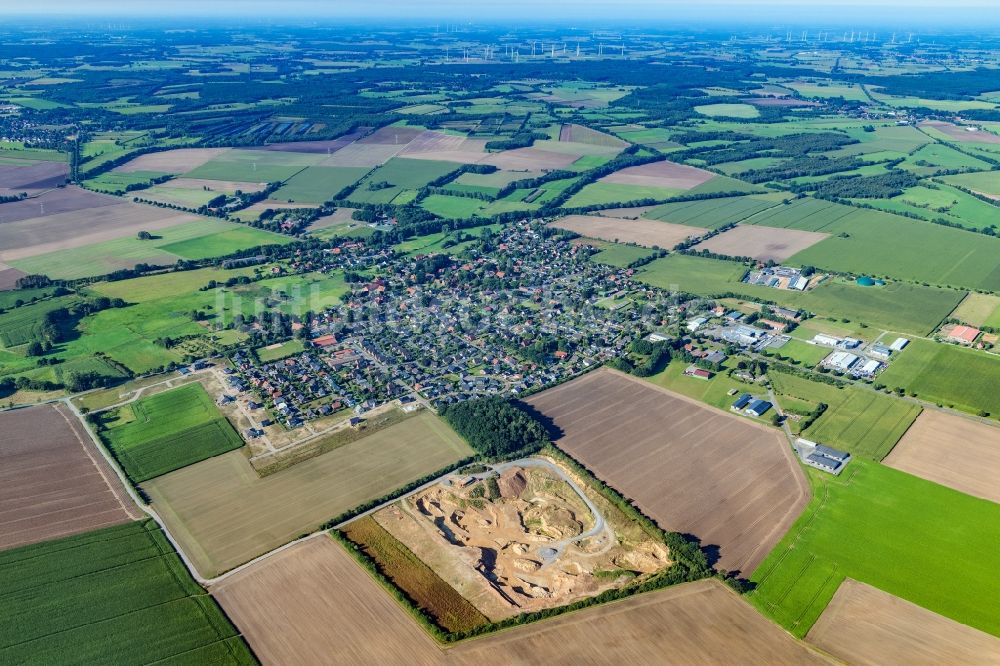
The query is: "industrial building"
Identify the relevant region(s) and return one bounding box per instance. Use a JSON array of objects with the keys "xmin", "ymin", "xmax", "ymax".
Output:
[
  {"xmin": 823, "ymin": 351, "xmax": 860, "ymax": 372},
  {"xmin": 889, "ymin": 337, "xmax": 909, "ymax": 351}
]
